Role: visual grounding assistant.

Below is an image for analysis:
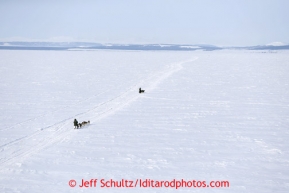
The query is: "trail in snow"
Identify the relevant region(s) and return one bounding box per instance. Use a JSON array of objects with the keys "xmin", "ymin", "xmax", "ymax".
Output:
[
  {"xmin": 0, "ymin": 87, "xmax": 113, "ymax": 132},
  {"xmin": 0, "ymin": 57, "xmax": 197, "ymax": 170}
]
